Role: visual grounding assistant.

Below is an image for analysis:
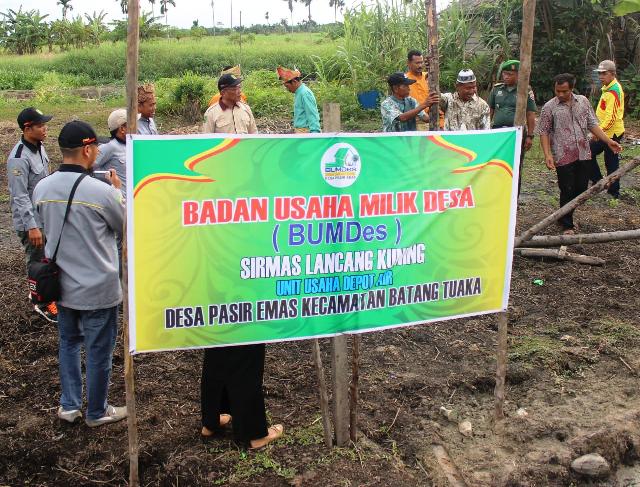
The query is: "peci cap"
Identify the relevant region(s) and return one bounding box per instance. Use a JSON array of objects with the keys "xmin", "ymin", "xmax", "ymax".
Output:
[
  {"xmin": 58, "ymin": 120, "xmax": 99, "ymax": 149},
  {"xmin": 387, "ymin": 72, "xmax": 416, "ymax": 86},
  {"xmin": 17, "ymin": 107, "xmax": 53, "ymax": 130},
  {"xmin": 107, "ymin": 108, "xmax": 128, "ymax": 131},
  {"xmin": 218, "ymin": 73, "xmax": 243, "ymax": 91},
  {"xmin": 457, "ymin": 69, "xmax": 476, "ymax": 84},
  {"xmin": 595, "ymin": 60, "xmax": 616, "ymax": 73}
]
